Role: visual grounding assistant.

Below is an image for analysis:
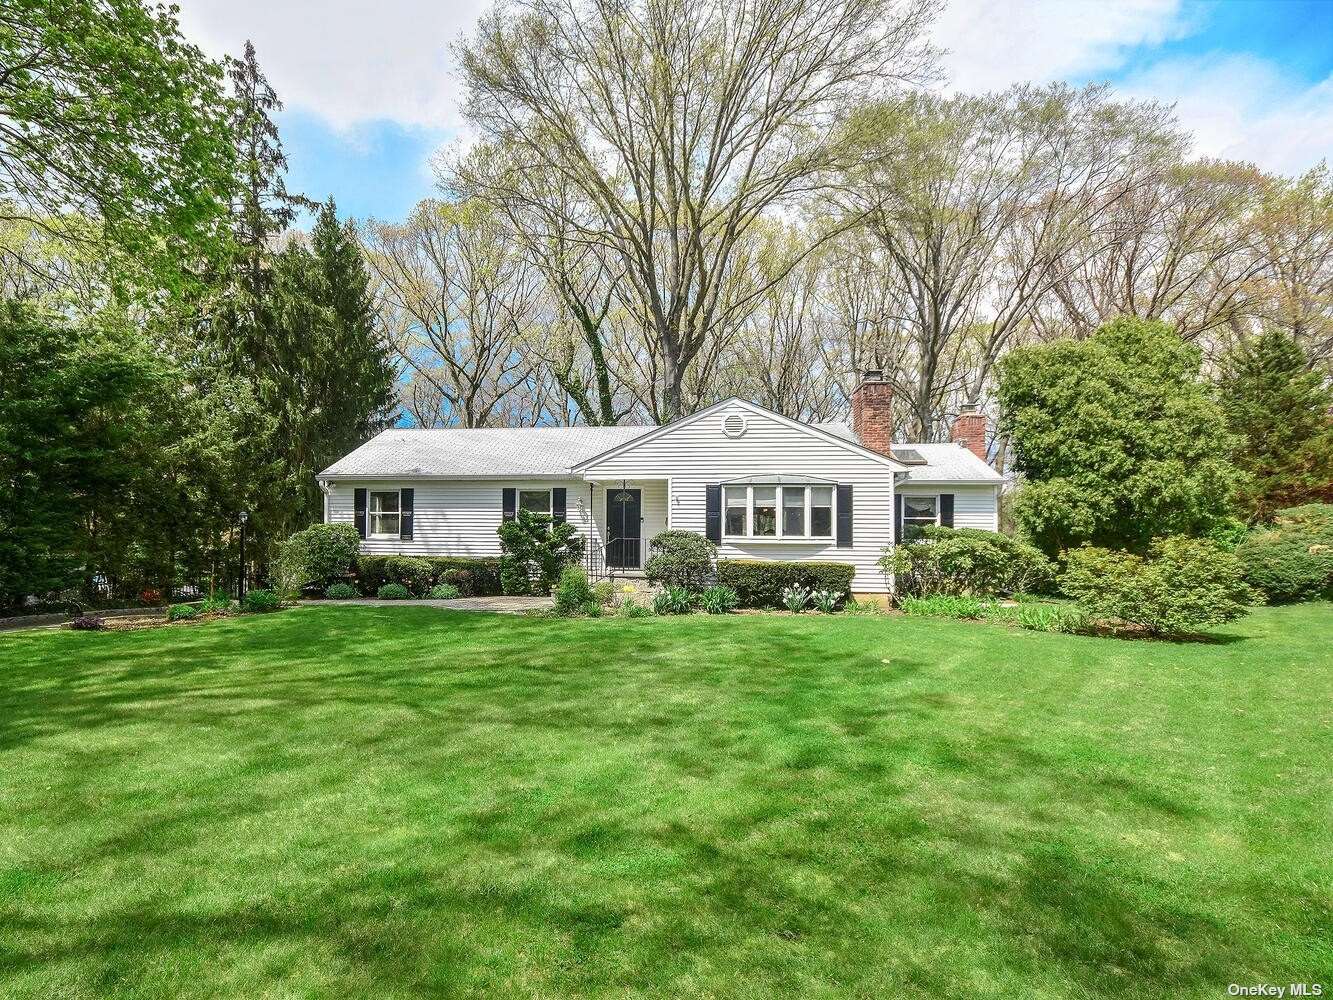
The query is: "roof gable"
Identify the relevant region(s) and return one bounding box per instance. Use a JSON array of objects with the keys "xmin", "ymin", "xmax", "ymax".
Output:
[{"xmin": 573, "ymin": 398, "xmax": 909, "ymax": 473}]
